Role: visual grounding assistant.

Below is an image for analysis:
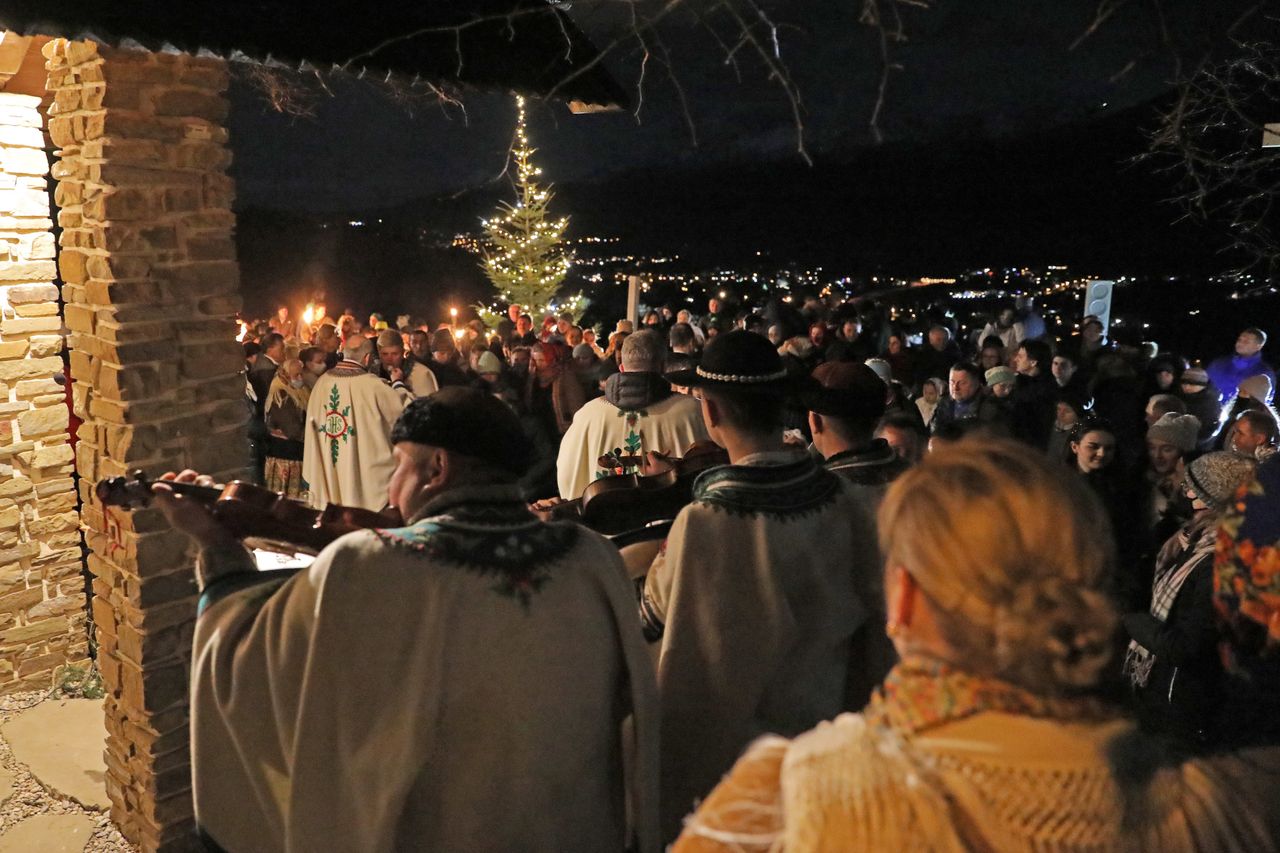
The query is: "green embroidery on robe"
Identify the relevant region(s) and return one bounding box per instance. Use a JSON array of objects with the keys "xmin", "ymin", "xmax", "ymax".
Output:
[{"xmin": 320, "ymin": 384, "xmax": 356, "ymax": 464}]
